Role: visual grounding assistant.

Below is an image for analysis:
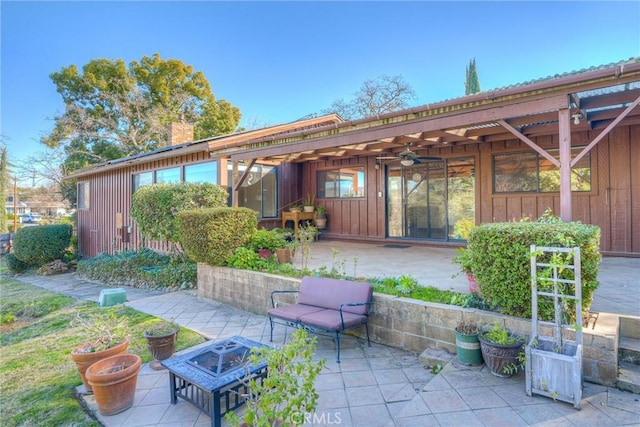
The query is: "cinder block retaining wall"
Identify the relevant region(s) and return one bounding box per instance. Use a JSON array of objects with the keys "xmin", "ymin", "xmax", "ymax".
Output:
[{"xmin": 197, "ymin": 264, "xmax": 618, "ymax": 386}]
